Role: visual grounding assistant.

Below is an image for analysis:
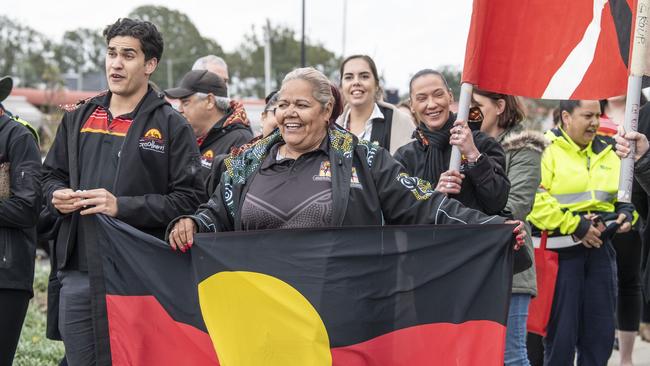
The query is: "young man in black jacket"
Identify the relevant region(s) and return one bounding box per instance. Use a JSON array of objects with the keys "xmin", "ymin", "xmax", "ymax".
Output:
[
  {"xmin": 42, "ymin": 18, "xmax": 205, "ymax": 365},
  {"xmin": 0, "ymin": 87, "xmax": 42, "ymax": 366},
  {"xmin": 165, "ymin": 69, "xmax": 253, "ymax": 184}
]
